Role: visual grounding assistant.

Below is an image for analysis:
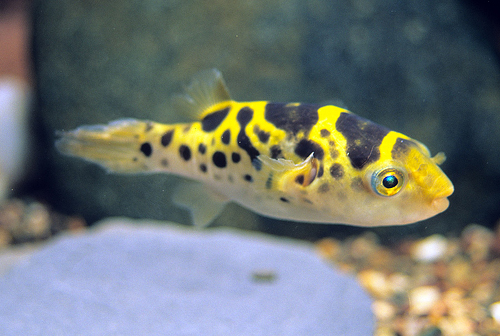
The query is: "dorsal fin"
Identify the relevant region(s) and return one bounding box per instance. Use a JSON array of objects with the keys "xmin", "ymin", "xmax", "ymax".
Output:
[{"xmin": 173, "ymin": 69, "xmax": 232, "ymax": 121}]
